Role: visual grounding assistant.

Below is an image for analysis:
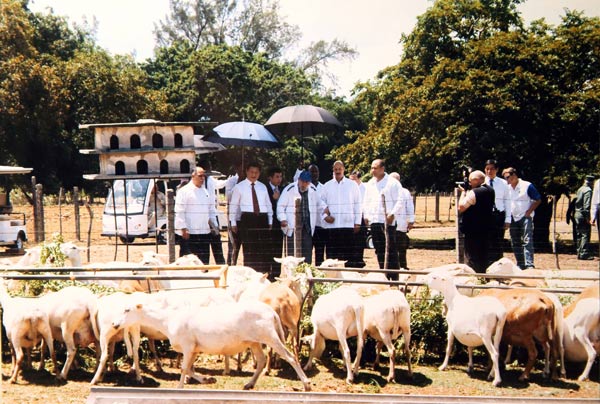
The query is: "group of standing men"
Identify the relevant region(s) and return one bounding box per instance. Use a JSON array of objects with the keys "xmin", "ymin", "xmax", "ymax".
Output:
[
  {"xmin": 271, "ymin": 158, "xmax": 415, "ymax": 280},
  {"xmin": 458, "ymin": 160, "xmax": 543, "ymax": 273},
  {"xmin": 175, "ymin": 159, "xmax": 415, "ymax": 281},
  {"xmin": 170, "ymin": 159, "xmax": 597, "ymax": 280}
]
